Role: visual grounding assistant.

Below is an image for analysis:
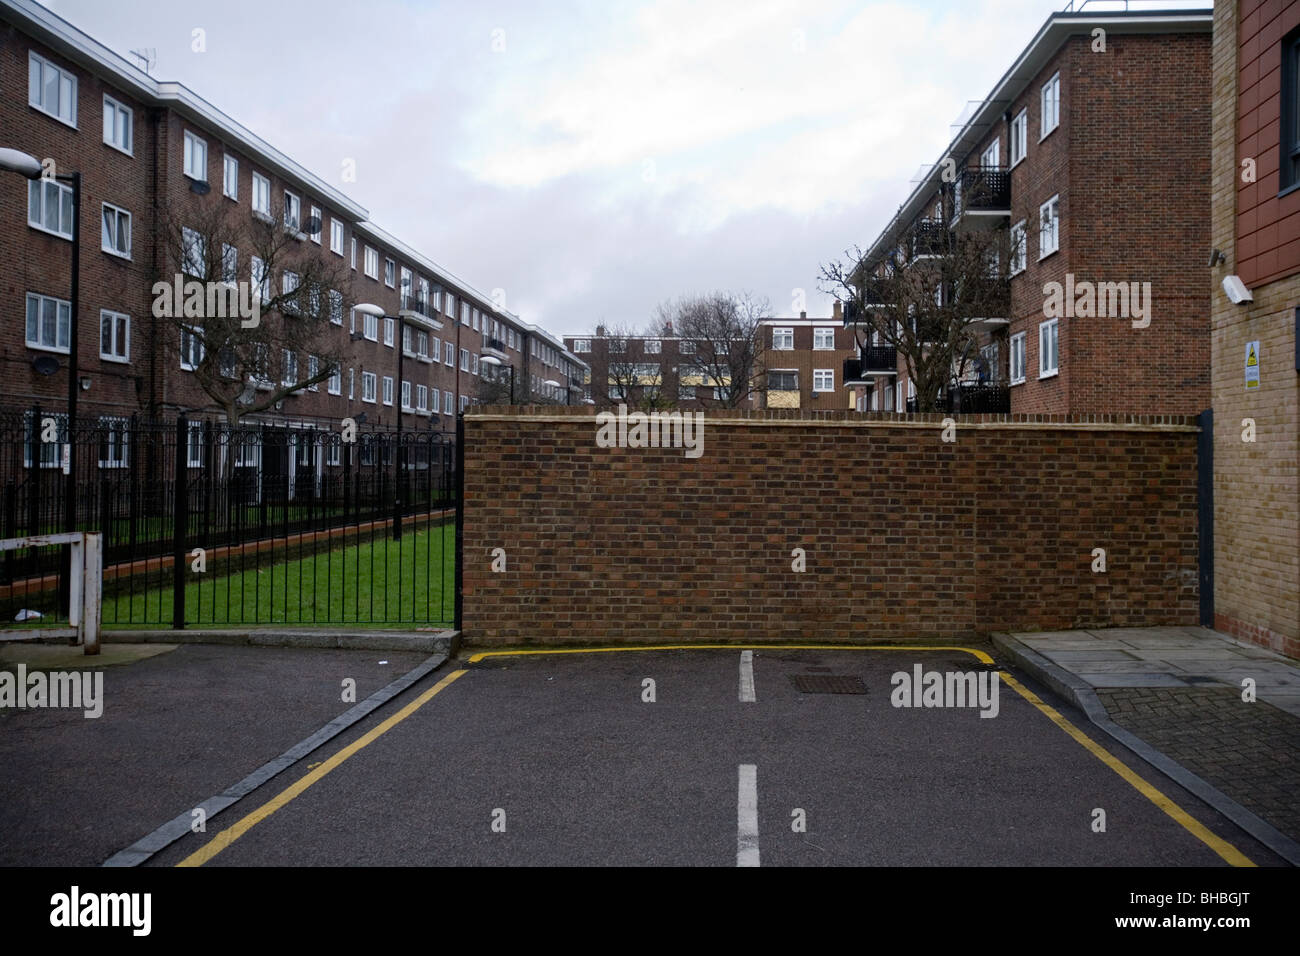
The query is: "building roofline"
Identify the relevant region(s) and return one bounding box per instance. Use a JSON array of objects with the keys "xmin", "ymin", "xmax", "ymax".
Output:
[{"xmin": 861, "ymin": 7, "xmax": 1212, "ymax": 266}]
